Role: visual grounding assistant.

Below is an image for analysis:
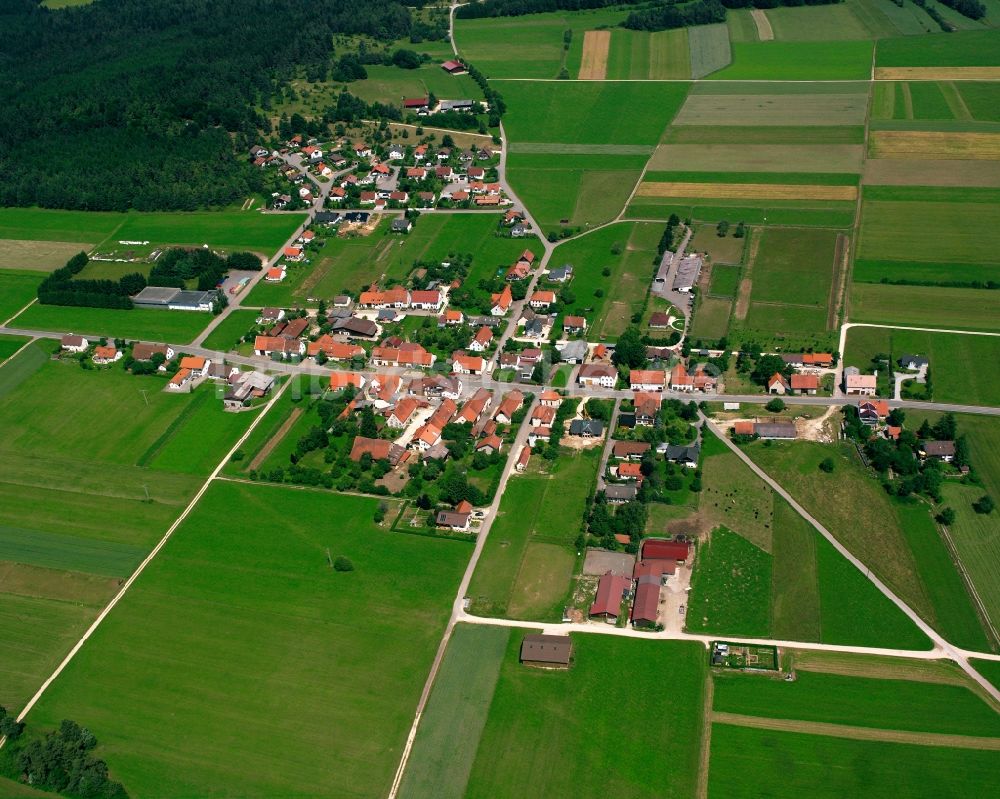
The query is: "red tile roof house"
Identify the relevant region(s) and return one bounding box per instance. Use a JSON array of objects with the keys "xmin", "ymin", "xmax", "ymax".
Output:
[
  {"xmin": 577, "ymin": 363, "xmax": 617, "ymax": 389},
  {"xmin": 613, "ymin": 440, "xmax": 650, "ymax": 460},
  {"xmin": 633, "ymin": 392, "xmax": 661, "ymax": 425},
  {"xmin": 630, "ymin": 369, "xmax": 666, "ymax": 392},
  {"xmin": 179, "ymin": 355, "xmax": 209, "ymax": 377},
  {"xmin": 631, "ymin": 560, "xmax": 667, "ymax": 629},
  {"xmin": 539, "ymin": 389, "xmax": 561, "ymax": 407},
  {"xmin": 529, "ymin": 290, "xmax": 555, "ymax": 309},
  {"xmin": 589, "ymin": 572, "xmax": 632, "ymax": 622},
  {"xmin": 91, "ymin": 345, "xmax": 121, "ymax": 365},
  {"xmin": 476, "ymin": 434, "xmax": 503, "ymax": 455},
  {"xmin": 468, "ymin": 326, "xmax": 493, "ymax": 352},
  {"xmin": 643, "ymin": 539, "xmax": 691, "ymax": 563},
  {"xmin": 531, "ymin": 404, "xmax": 557, "ymax": 428},
  {"xmin": 370, "ymin": 343, "xmax": 436, "ymax": 368},
  {"xmin": 490, "ymin": 285, "xmax": 513, "ymax": 316},
  {"xmin": 307, "ymin": 336, "xmax": 363, "ymax": 361},
  {"xmin": 386, "ymin": 396, "xmax": 419, "ymax": 429},
  {"xmin": 254, "ymin": 335, "xmax": 305, "ymax": 359},
  {"xmin": 563, "ymin": 315, "xmax": 587, "ymax": 335},
  {"xmin": 492, "ymin": 390, "xmax": 524, "ymax": 424},
  {"xmin": 358, "ymin": 287, "xmax": 410, "ymax": 309},
  {"xmin": 790, "ymin": 373, "xmax": 820, "ymax": 395},
  {"xmin": 412, "ymin": 422, "xmax": 442, "ymax": 452},
  {"xmin": 441, "ymin": 59, "xmax": 467, "ymax": 74},
  {"xmin": 516, "ymin": 445, "xmax": 532, "ymax": 472},
  {"xmin": 767, "ymin": 373, "xmax": 790, "ymax": 395},
  {"xmin": 350, "ymin": 436, "xmax": 404, "ymax": 466},
  {"xmin": 437, "ymin": 499, "xmax": 474, "ymax": 531},
  {"xmin": 452, "ymin": 352, "xmax": 485, "ymax": 375},
  {"xmin": 329, "ymin": 372, "xmax": 366, "ymax": 391},
  {"xmin": 457, "ymin": 388, "xmax": 492, "ymax": 425},
  {"xmin": 409, "ymin": 289, "xmax": 443, "ymax": 311},
  {"xmin": 616, "ymin": 462, "xmax": 644, "ymax": 482}
]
